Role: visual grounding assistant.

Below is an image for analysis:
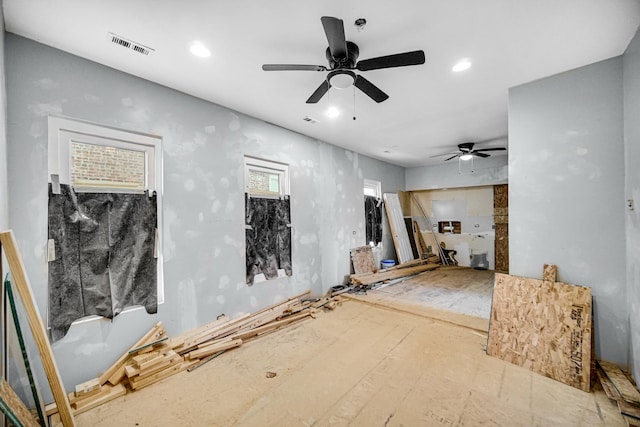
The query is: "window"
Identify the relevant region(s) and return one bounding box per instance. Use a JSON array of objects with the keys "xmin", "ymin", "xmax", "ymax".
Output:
[
  {"xmin": 244, "ymin": 156, "xmax": 289, "ymax": 197},
  {"xmin": 244, "ymin": 156, "xmax": 292, "ymax": 285},
  {"xmin": 47, "ymin": 116, "xmax": 163, "ymax": 340},
  {"xmin": 364, "ymin": 179, "xmax": 383, "ymax": 245},
  {"xmin": 364, "ymin": 178, "xmax": 381, "ymax": 198}
]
